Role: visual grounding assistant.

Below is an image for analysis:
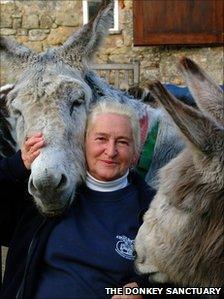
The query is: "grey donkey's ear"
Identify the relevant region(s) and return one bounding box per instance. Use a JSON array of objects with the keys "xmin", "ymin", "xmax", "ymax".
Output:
[
  {"xmin": 0, "ymin": 36, "xmax": 33, "ymax": 63},
  {"xmin": 58, "ymin": 0, "xmax": 114, "ymax": 65},
  {"xmin": 179, "ymin": 57, "xmax": 224, "ymax": 127},
  {"xmin": 148, "ymin": 81, "xmax": 223, "ymax": 154}
]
